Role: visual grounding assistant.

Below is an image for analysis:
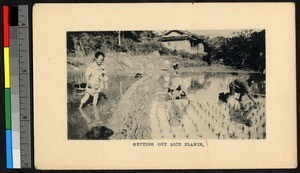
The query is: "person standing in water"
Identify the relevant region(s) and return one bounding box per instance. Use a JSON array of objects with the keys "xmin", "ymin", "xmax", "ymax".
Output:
[{"xmin": 79, "ymin": 51, "xmax": 108, "ymax": 109}]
